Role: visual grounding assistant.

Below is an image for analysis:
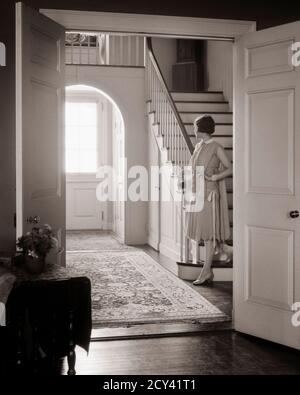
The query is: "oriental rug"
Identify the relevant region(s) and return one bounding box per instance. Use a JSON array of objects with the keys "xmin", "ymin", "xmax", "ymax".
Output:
[{"xmin": 66, "ymin": 250, "xmax": 228, "ymax": 328}]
